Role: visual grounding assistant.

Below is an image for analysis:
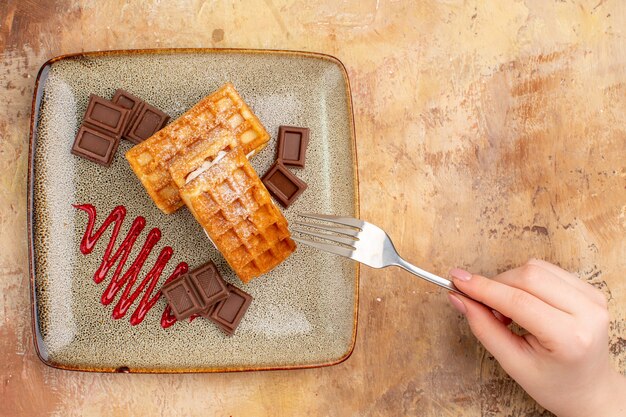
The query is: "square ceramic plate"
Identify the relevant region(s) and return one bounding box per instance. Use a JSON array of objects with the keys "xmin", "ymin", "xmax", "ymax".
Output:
[{"xmin": 28, "ymin": 49, "xmax": 359, "ymax": 373}]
